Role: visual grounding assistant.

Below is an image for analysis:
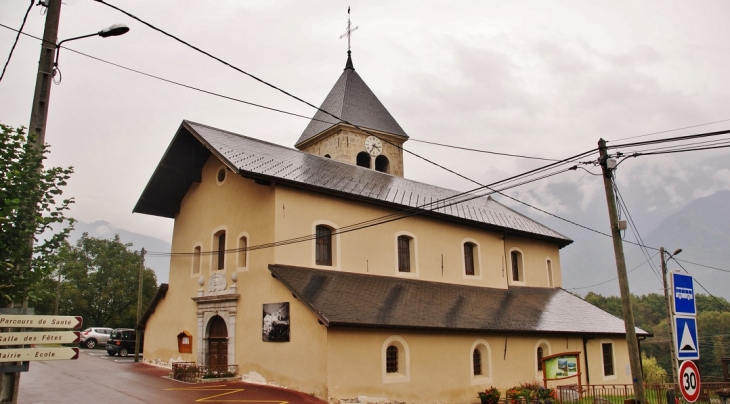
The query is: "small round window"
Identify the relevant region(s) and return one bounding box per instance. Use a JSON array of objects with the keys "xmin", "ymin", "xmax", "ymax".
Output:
[{"xmin": 216, "ymin": 167, "xmax": 227, "ymax": 184}]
